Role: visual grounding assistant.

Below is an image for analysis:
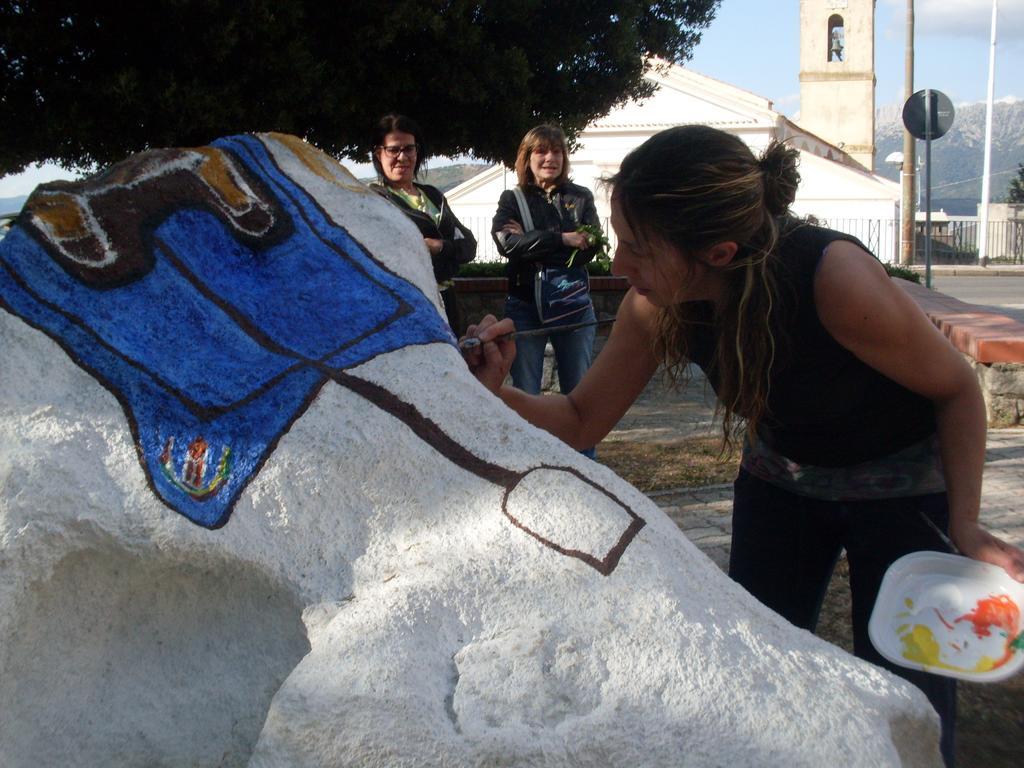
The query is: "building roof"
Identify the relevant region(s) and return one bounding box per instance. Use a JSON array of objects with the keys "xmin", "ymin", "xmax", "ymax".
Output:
[{"xmin": 447, "ymin": 60, "xmax": 896, "ymax": 209}]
